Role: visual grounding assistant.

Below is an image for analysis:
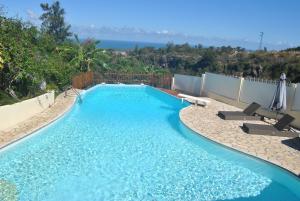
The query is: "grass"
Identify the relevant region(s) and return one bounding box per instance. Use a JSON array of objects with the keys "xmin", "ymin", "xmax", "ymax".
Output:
[
  {"xmin": 0, "ymin": 90, "xmax": 18, "ymax": 106},
  {"xmin": 0, "ymin": 90, "xmax": 53, "ymax": 106}
]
